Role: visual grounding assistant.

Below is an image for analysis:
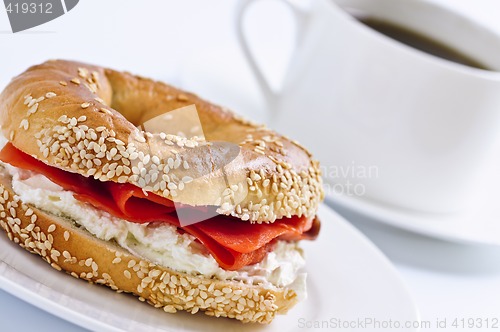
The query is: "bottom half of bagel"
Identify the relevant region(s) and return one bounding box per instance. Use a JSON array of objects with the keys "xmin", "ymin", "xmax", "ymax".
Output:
[{"xmin": 0, "ymin": 161, "xmax": 308, "ymax": 324}]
